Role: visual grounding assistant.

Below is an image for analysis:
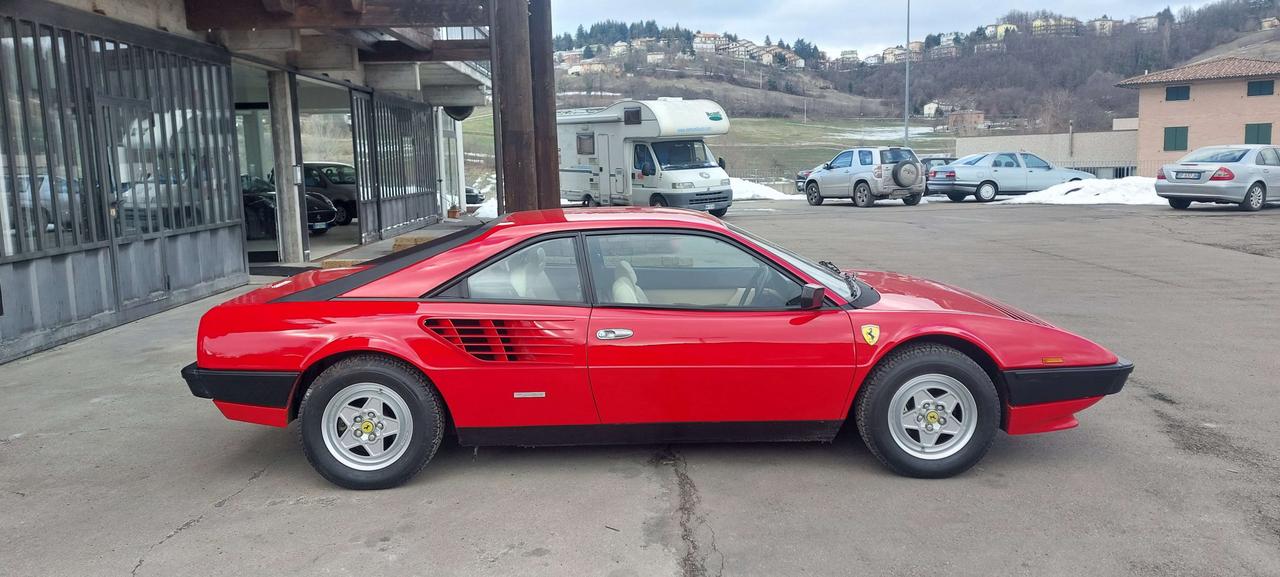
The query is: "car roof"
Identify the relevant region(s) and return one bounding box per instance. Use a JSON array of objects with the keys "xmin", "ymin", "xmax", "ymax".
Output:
[{"xmin": 498, "ymin": 207, "xmax": 728, "ymax": 231}]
